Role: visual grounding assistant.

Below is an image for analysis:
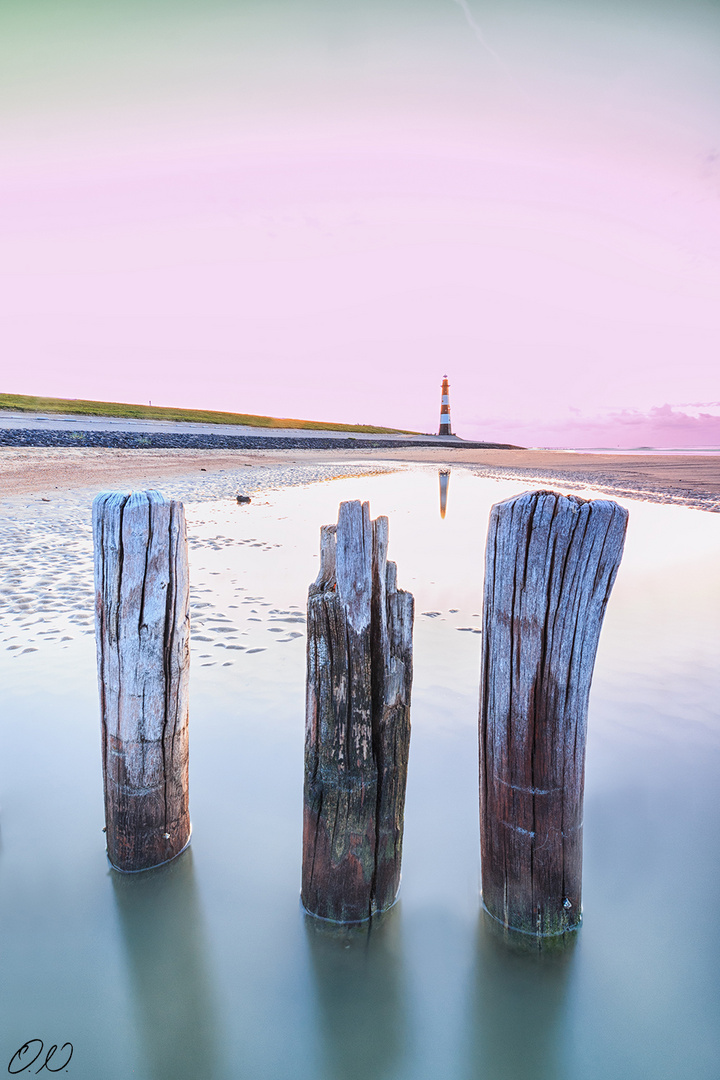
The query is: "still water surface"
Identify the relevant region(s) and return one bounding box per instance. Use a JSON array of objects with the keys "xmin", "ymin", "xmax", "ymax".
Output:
[{"xmin": 1, "ymin": 467, "xmax": 719, "ymax": 1080}]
